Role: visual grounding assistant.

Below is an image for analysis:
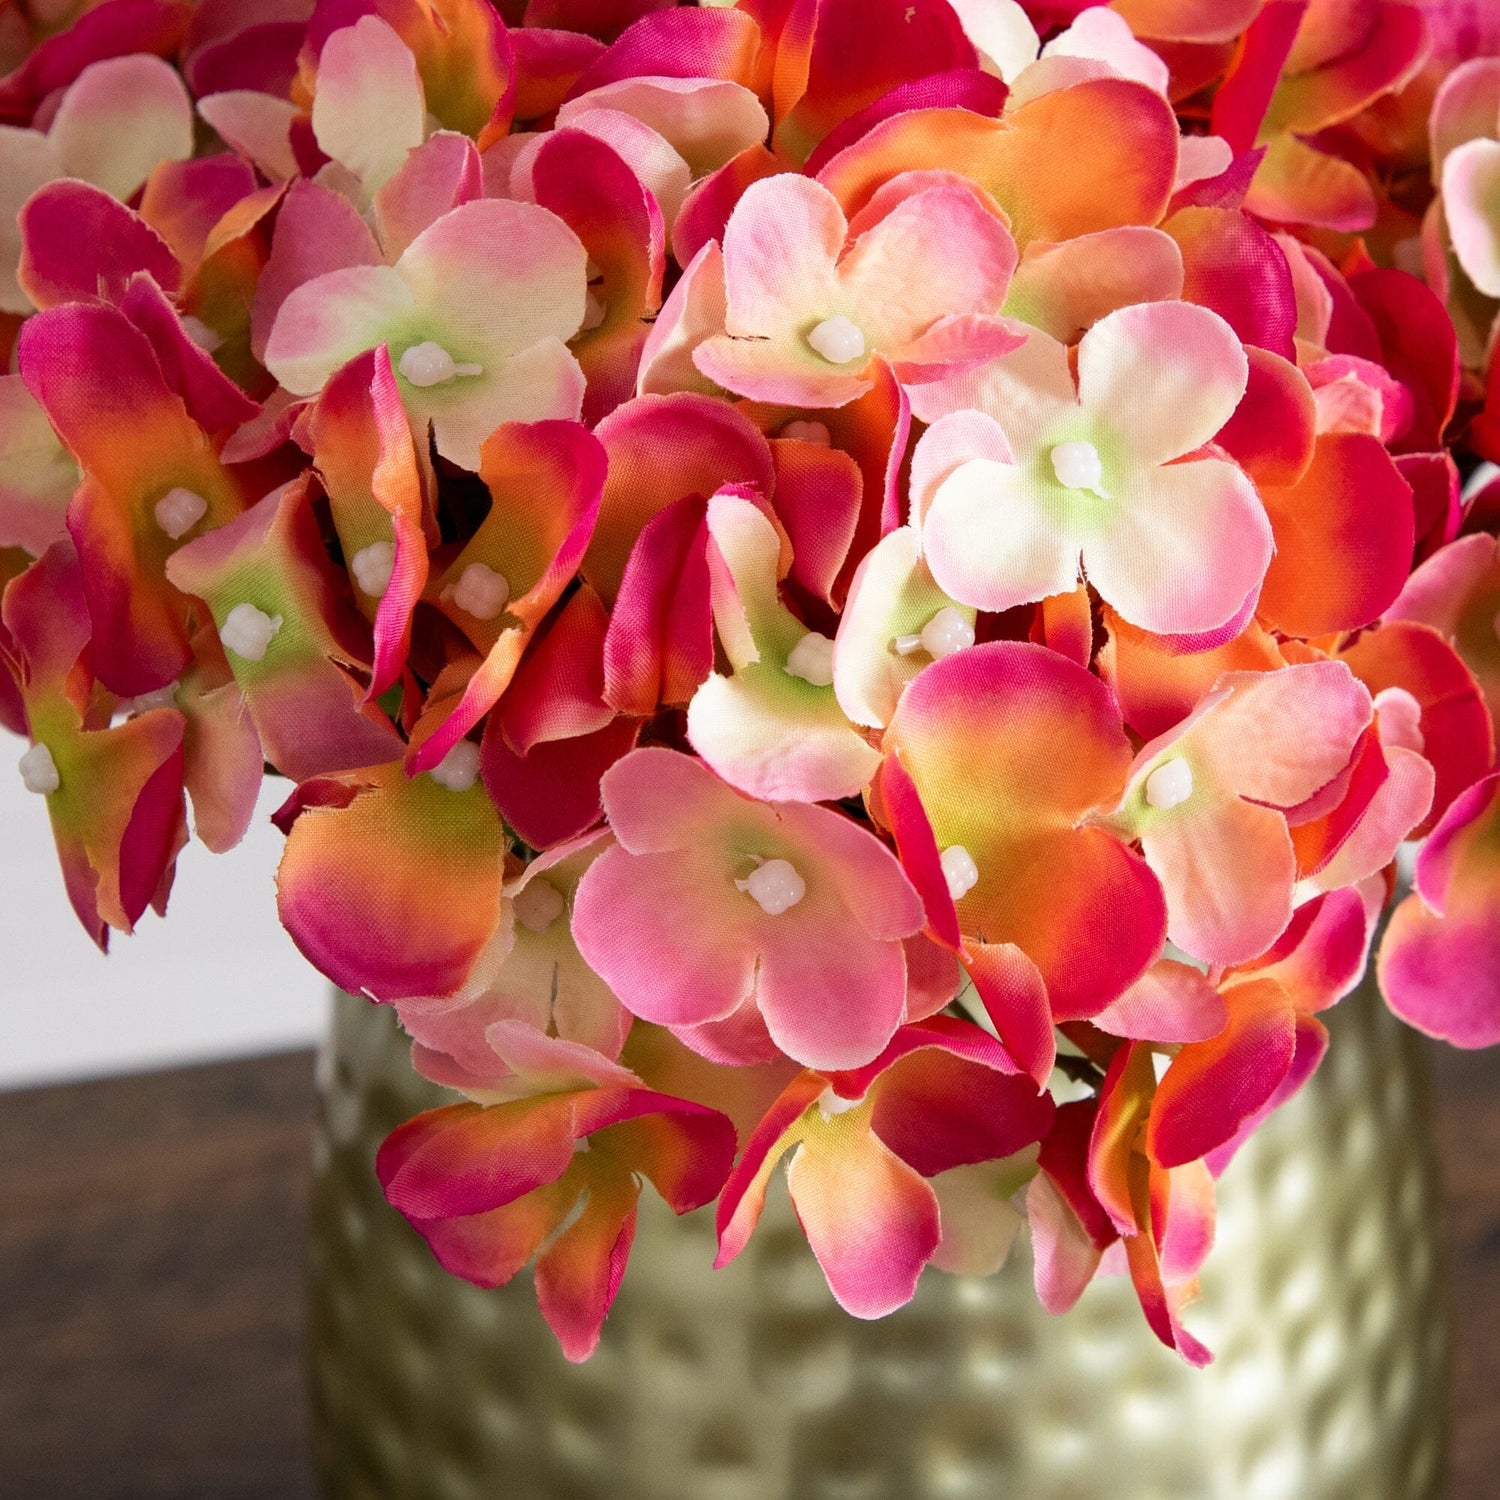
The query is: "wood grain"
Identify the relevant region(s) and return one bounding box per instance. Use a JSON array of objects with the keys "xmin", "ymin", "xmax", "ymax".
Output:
[{"xmin": 0, "ymin": 1042, "xmax": 1492, "ymax": 1499}]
